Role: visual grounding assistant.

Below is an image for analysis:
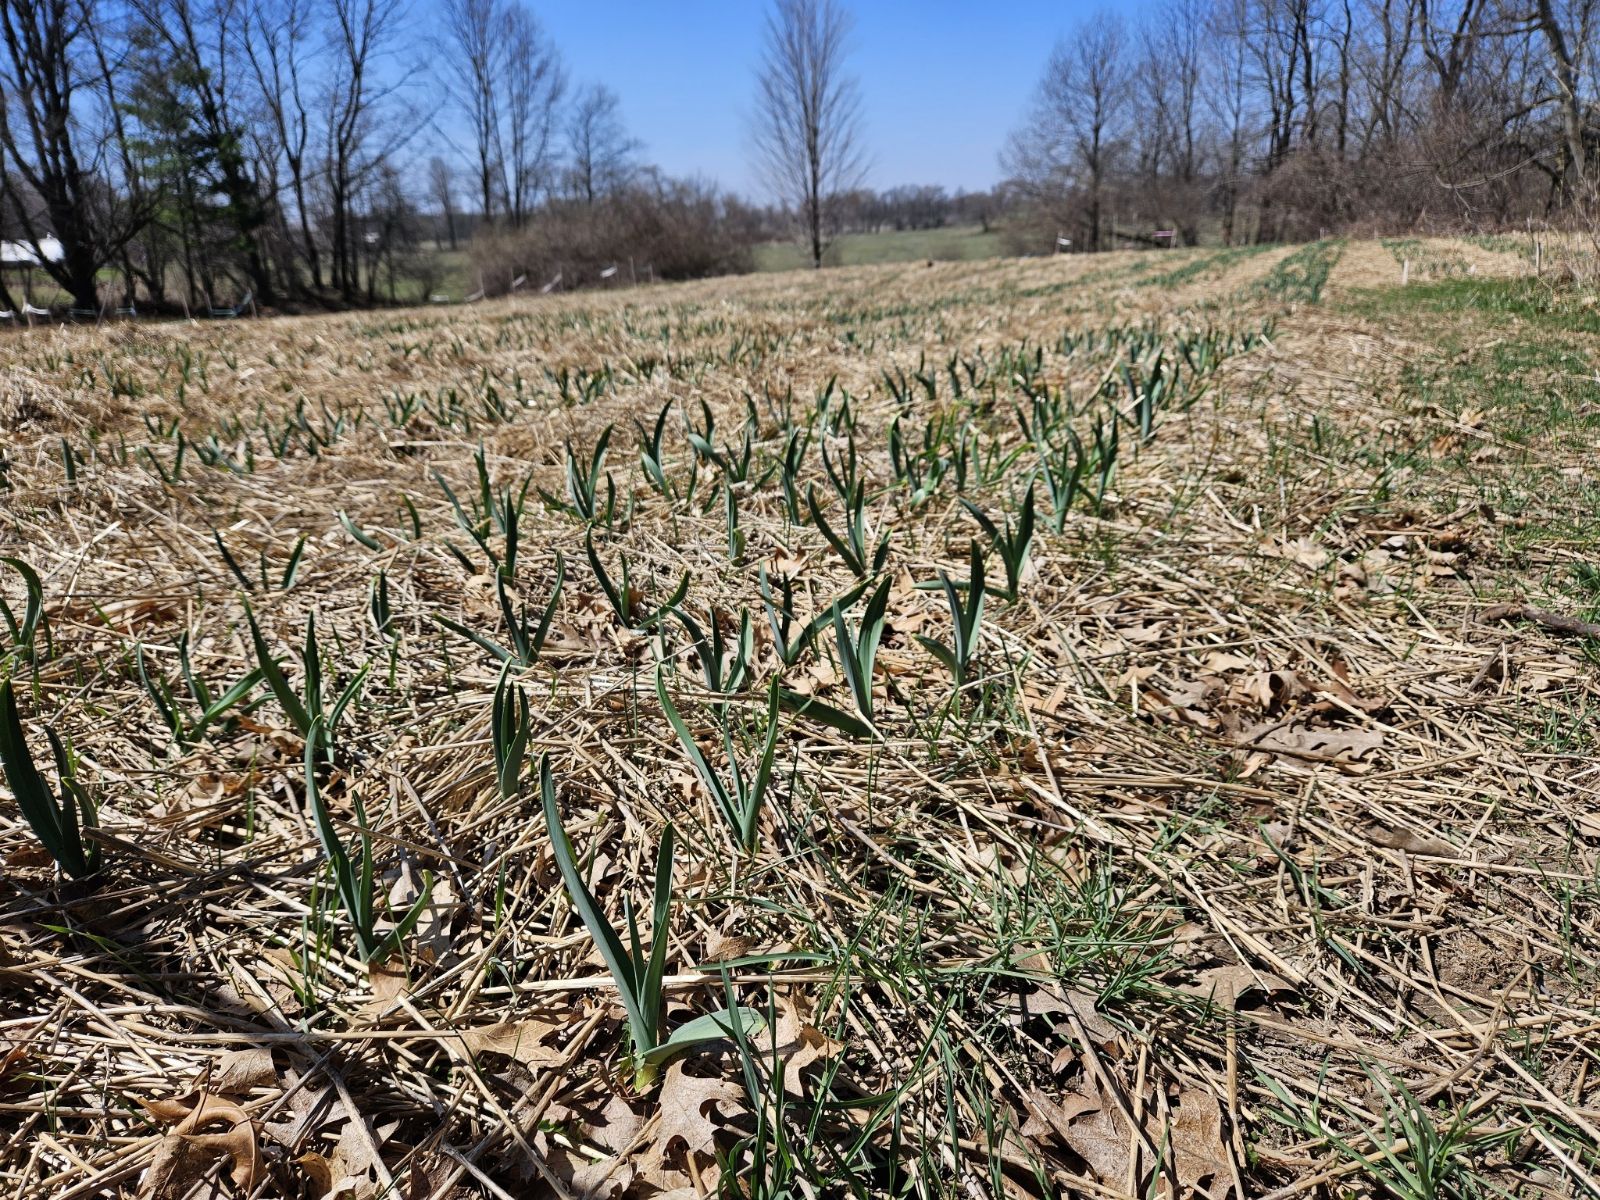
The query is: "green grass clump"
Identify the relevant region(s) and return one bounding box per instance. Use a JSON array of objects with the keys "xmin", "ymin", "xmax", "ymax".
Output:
[{"xmin": 1252, "ymin": 239, "xmax": 1344, "ymax": 303}]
